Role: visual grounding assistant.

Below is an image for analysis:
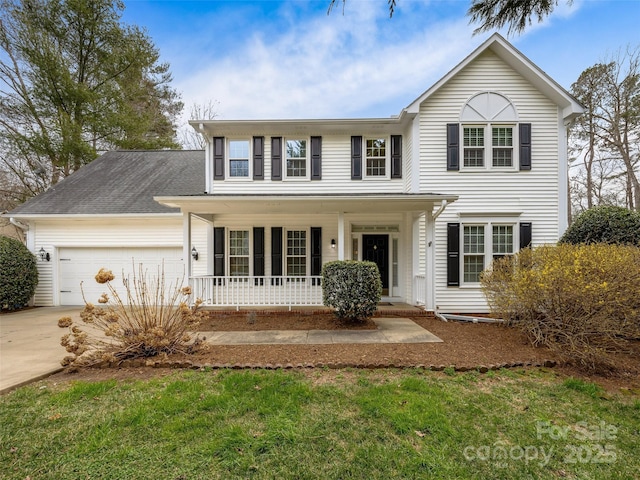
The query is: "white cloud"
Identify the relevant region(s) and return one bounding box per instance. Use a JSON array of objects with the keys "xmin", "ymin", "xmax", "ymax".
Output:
[{"xmin": 174, "ymin": 3, "xmax": 483, "ymax": 121}]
